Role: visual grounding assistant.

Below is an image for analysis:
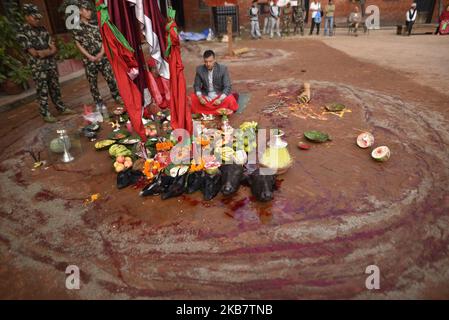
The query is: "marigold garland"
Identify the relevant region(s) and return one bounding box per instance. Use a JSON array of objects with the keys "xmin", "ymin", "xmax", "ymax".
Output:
[{"xmin": 156, "ymin": 141, "xmax": 174, "ymax": 152}]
